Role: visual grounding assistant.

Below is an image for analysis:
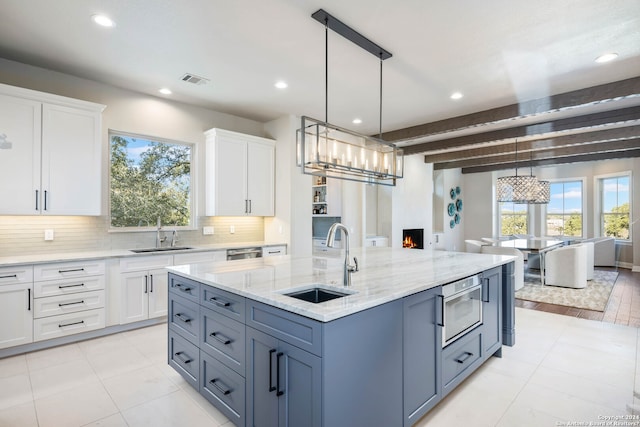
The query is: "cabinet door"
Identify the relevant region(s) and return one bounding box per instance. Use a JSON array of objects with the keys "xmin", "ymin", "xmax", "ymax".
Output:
[
  {"xmin": 120, "ymin": 271, "xmax": 148, "ymax": 324},
  {"xmin": 325, "ymin": 178, "xmax": 342, "ymax": 216},
  {"xmin": 278, "ymin": 340, "xmax": 322, "ymax": 427},
  {"xmin": 246, "ymin": 327, "xmax": 279, "ymax": 427},
  {"xmin": 0, "ymin": 284, "xmax": 33, "ymax": 349},
  {"xmin": 0, "ymin": 94, "xmax": 41, "ymax": 214},
  {"xmin": 148, "ymin": 269, "xmax": 168, "ymax": 319},
  {"xmin": 403, "ymin": 287, "xmax": 442, "ymax": 426},
  {"xmin": 207, "ymin": 136, "xmax": 247, "ymax": 216},
  {"xmin": 482, "ymin": 266, "xmax": 502, "ymax": 356},
  {"xmin": 246, "ymin": 140, "xmax": 274, "ymax": 216},
  {"xmin": 41, "ymin": 103, "xmax": 101, "ymax": 215}
]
